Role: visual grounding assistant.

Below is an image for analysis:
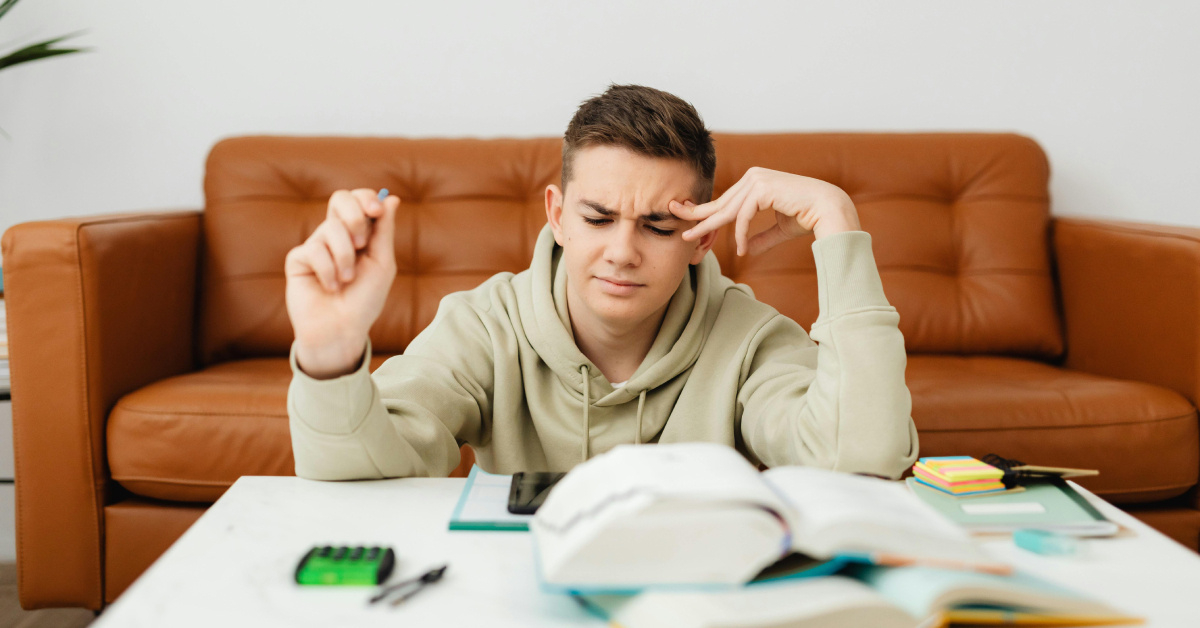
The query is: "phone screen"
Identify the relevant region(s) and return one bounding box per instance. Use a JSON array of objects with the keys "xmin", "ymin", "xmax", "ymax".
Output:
[{"xmin": 507, "ymin": 471, "xmax": 566, "ymax": 515}]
